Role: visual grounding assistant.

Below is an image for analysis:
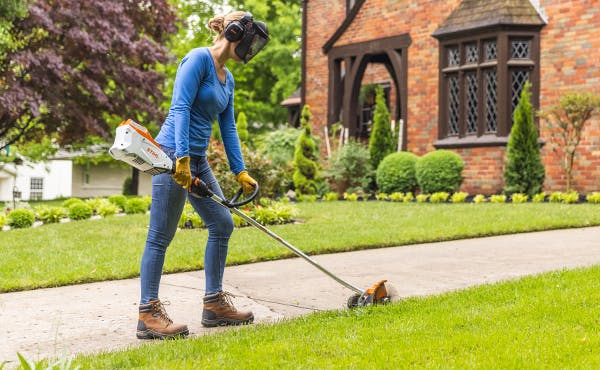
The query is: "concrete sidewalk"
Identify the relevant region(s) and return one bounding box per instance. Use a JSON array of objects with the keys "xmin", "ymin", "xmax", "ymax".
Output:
[{"xmin": 2, "ymin": 226, "xmax": 600, "ymax": 366}]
